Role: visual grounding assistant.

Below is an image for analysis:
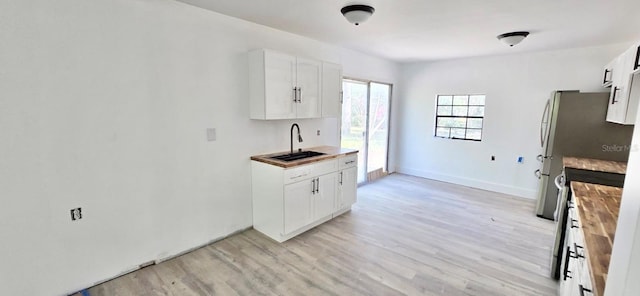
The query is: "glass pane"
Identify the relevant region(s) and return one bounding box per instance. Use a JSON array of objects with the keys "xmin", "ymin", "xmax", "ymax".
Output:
[
  {"xmin": 438, "ymin": 117, "xmax": 466, "ymax": 128},
  {"xmin": 437, "ymin": 106, "xmax": 452, "ymax": 116},
  {"xmin": 341, "ymin": 80, "xmax": 368, "ymax": 183},
  {"xmin": 368, "ymin": 82, "xmax": 390, "ymax": 174},
  {"xmin": 452, "ymin": 106, "xmax": 468, "ymax": 116},
  {"xmin": 451, "ymin": 128, "xmax": 466, "ymax": 138},
  {"xmin": 468, "ymin": 106, "xmax": 485, "ymax": 117},
  {"xmin": 467, "ymin": 129, "xmax": 482, "ymax": 140},
  {"xmin": 453, "ymin": 95, "xmax": 468, "ymax": 105},
  {"xmin": 438, "ymin": 96, "xmax": 452, "ymax": 105},
  {"xmin": 436, "ymin": 127, "xmax": 450, "ymax": 138},
  {"xmin": 469, "ymin": 95, "xmax": 485, "ymax": 105},
  {"xmin": 468, "ymin": 118, "xmax": 483, "ymax": 128}
]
